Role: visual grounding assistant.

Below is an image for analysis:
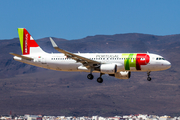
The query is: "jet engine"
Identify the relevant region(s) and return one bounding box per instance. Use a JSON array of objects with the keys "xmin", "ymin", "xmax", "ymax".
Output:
[
  {"xmin": 109, "ymin": 71, "xmax": 131, "ymax": 79},
  {"xmin": 100, "ymin": 64, "xmax": 117, "ymax": 74}
]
